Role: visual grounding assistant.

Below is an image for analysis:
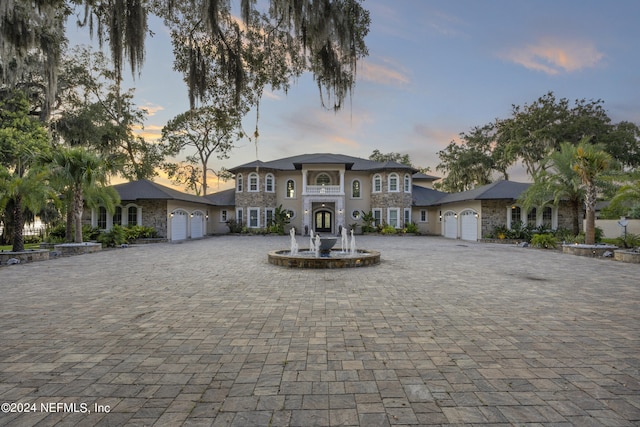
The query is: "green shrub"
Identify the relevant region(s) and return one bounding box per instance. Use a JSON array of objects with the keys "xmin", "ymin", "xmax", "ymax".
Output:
[
  {"xmin": 125, "ymin": 225, "xmax": 158, "ymax": 240},
  {"xmin": 615, "ymin": 233, "xmax": 640, "ymax": 248},
  {"xmin": 531, "ymin": 233, "xmax": 558, "ymax": 249},
  {"xmin": 83, "ymin": 225, "xmax": 101, "ymax": 241},
  {"xmin": 98, "ymin": 225, "xmax": 127, "ymax": 247},
  {"xmin": 381, "ymin": 224, "xmax": 397, "ymax": 235},
  {"xmin": 405, "ymin": 222, "xmax": 419, "ymax": 234},
  {"xmin": 45, "ymin": 223, "xmax": 66, "ymax": 243},
  {"xmin": 226, "ymin": 219, "xmax": 243, "ymax": 233}
]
